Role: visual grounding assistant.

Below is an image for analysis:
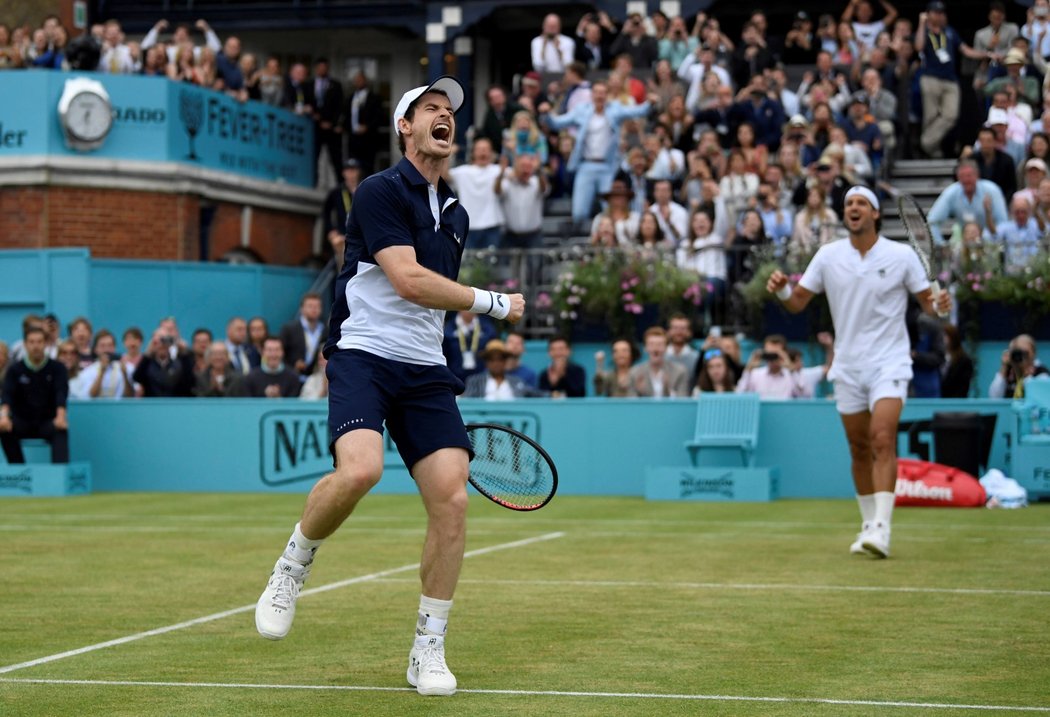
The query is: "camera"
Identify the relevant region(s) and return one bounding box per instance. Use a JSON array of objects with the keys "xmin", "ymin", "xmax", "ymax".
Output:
[
  {"xmin": 1010, "ymin": 348, "xmax": 1027, "ymax": 363},
  {"xmin": 761, "ymin": 351, "xmax": 781, "ymax": 362},
  {"xmin": 160, "ymin": 336, "xmax": 175, "ymax": 347}
]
